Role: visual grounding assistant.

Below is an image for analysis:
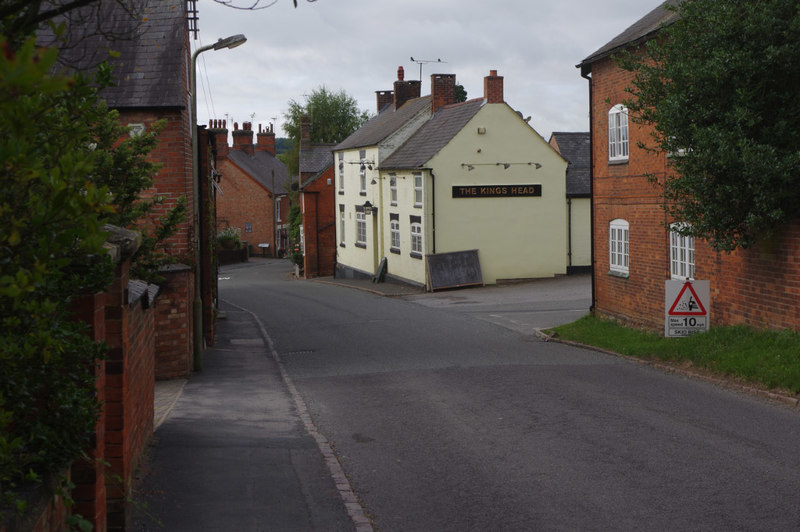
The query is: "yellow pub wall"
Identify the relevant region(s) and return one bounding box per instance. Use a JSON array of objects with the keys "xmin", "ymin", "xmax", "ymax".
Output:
[
  {"xmin": 336, "ymin": 146, "xmax": 381, "ymax": 275},
  {"xmin": 382, "ymin": 103, "xmax": 569, "ymax": 286},
  {"xmin": 569, "ymin": 197, "xmax": 591, "ymax": 268}
]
